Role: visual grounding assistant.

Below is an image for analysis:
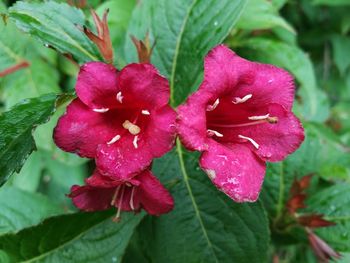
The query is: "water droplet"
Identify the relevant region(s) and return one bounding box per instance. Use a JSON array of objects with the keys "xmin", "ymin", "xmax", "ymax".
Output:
[
  {"xmin": 112, "ymin": 257, "xmax": 117, "ymax": 262},
  {"xmin": 214, "ymin": 21, "xmax": 218, "ymax": 26}
]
